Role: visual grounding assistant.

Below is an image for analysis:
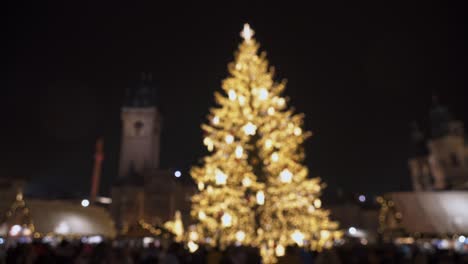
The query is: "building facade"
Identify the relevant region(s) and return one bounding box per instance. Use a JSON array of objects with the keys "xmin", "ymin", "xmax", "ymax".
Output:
[
  {"xmin": 409, "ymin": 98, "xmax": 468, "ymax": 191},
  {"xmin": 111, "ymin": 73, "xmax": 194, "ymax": 234}
]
